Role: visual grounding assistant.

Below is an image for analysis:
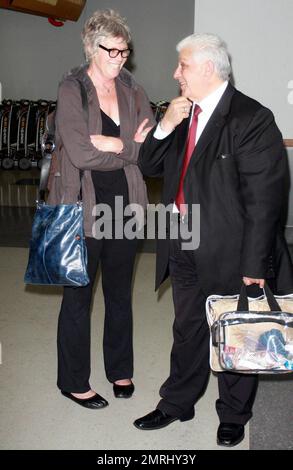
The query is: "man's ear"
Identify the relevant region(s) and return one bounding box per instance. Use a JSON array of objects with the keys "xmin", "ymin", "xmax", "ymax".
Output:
[{"xmin": 203, "ymin": 60, "xmax": 215, "ymax": 78}]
